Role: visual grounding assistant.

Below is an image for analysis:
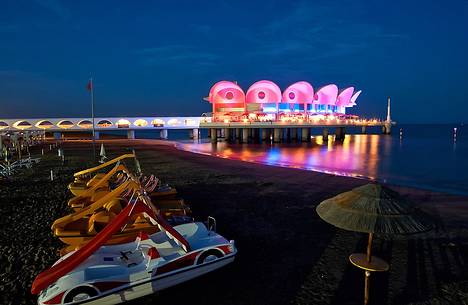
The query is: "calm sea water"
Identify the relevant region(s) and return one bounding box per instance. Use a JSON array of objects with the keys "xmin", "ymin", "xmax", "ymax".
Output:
[{"xmin": 167, "ymin": 124, "xmax": 467, "ymax": 196}]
